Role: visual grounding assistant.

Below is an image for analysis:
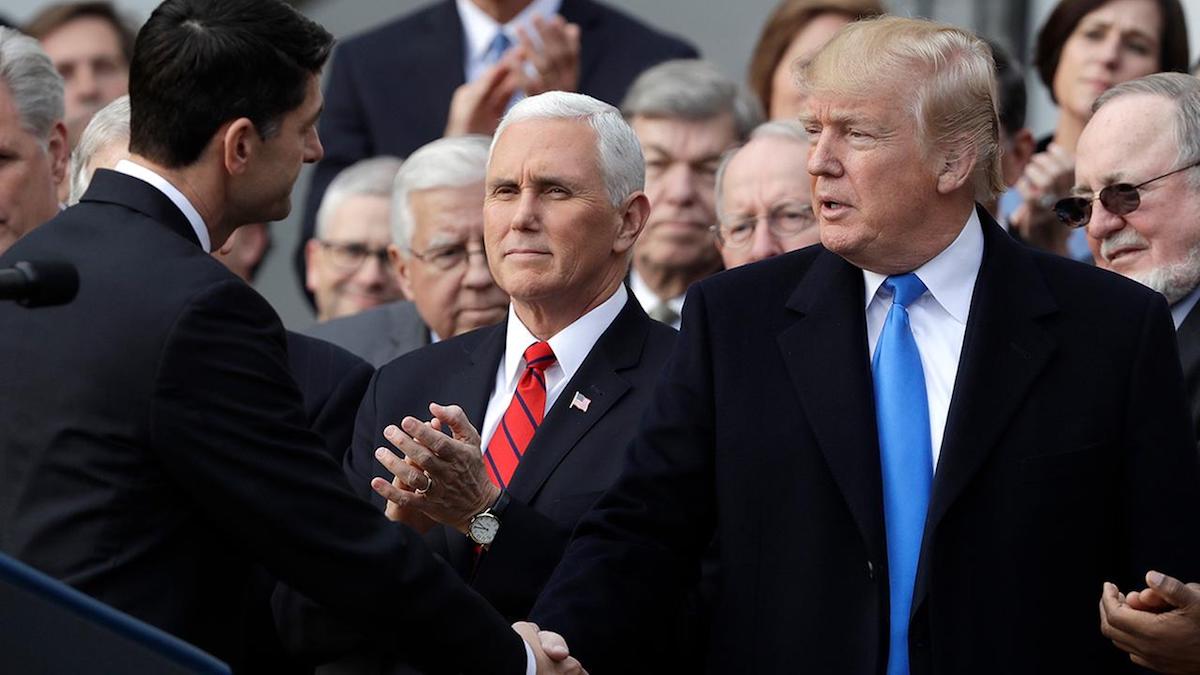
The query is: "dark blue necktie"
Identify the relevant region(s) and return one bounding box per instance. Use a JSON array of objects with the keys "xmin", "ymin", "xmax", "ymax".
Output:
[{"xmin": 872, "ymin": 273, "xmax": 933, "ymax": 675}]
